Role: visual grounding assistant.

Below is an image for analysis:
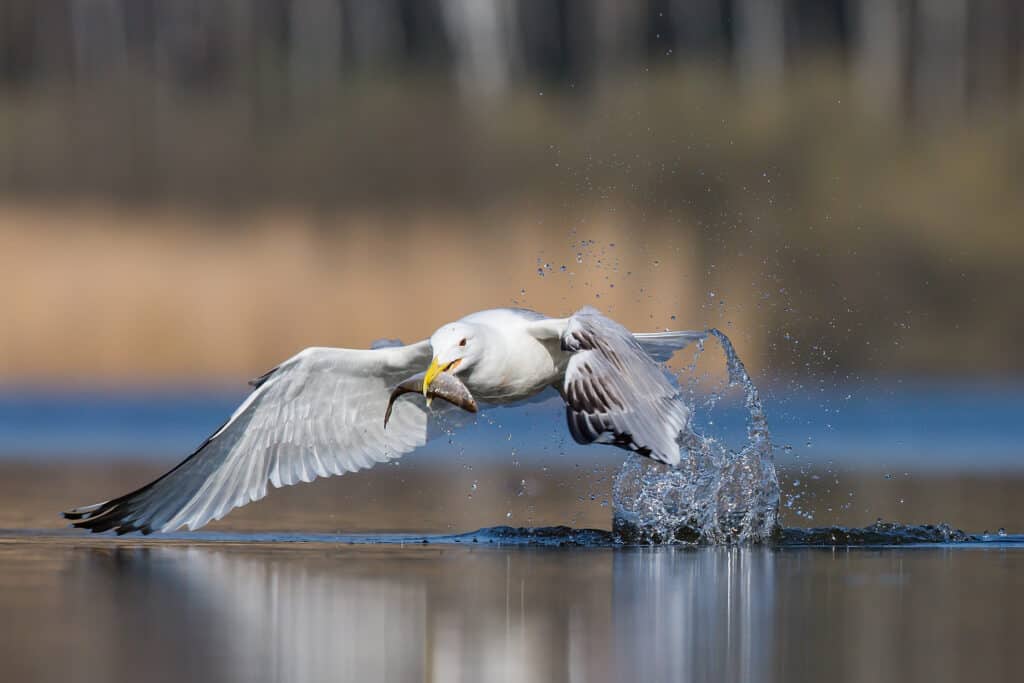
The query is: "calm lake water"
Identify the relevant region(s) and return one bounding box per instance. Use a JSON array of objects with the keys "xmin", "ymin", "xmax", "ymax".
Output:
[
  {"xmin": 0, "ymin": 535, "xmax": 1021, "ymax": 683},
  {"xmin": 0, "ymin": 384, "xmax": 1022, "ymax": 682}
]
